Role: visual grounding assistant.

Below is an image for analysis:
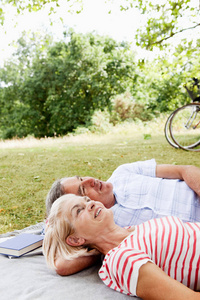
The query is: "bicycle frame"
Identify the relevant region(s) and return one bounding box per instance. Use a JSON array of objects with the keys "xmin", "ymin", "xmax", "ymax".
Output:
[
  {"xmin": 184, "ymin": 107, "xmax": 198, "ymax": 129},
  {"xmin": 184, "ymin": 79, "xmax": 200, "ymax": 130},
  {"xmin": 193, "ymin": 119, "xmax": 200, "ymax": 129}
]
